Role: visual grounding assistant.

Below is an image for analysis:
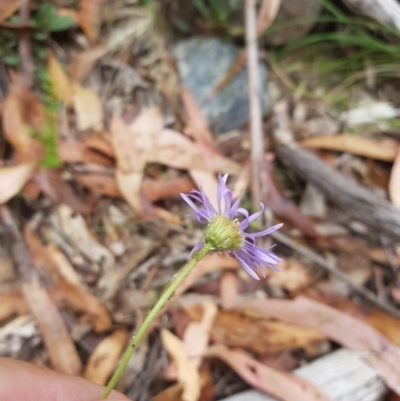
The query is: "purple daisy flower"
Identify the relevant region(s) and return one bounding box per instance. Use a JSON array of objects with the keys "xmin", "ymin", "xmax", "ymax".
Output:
[{"xmin": 181, "ymin": 174, "xmax": 283, "ymax": 280}]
